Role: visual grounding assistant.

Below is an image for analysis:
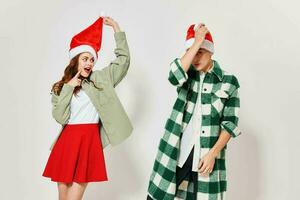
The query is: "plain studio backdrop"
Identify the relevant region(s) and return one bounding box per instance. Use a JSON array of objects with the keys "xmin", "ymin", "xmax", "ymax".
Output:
[{"xmin": 0, "ymin": 0, "xmax": 299, "ymax": 199}]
